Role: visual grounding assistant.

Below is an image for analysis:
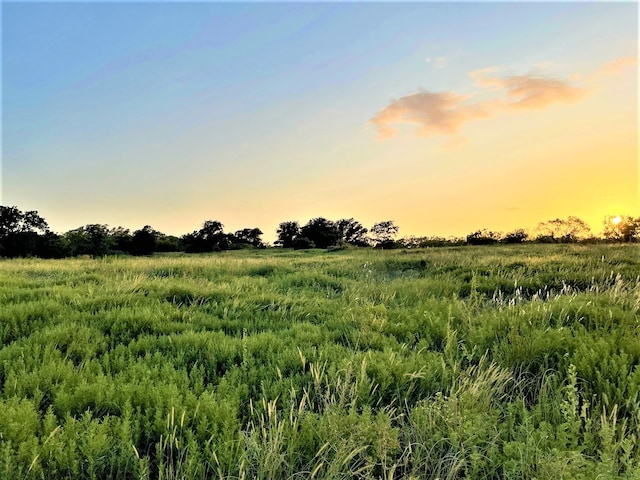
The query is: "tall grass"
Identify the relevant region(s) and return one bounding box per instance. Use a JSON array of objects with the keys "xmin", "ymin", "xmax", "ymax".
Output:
[{"xmin": 0, "ymin": 244, "xmax": 638, "ymax": 478}]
